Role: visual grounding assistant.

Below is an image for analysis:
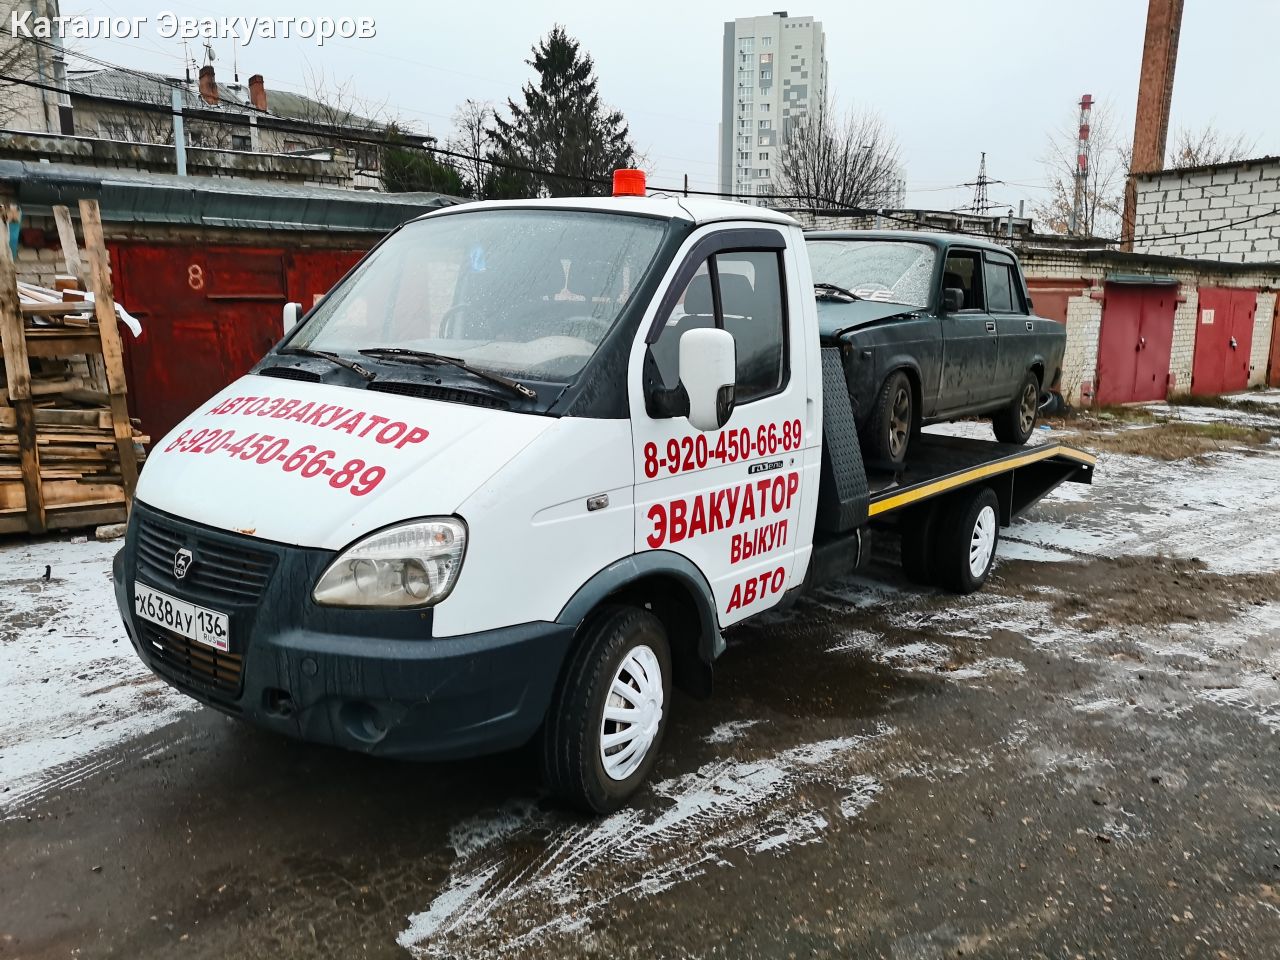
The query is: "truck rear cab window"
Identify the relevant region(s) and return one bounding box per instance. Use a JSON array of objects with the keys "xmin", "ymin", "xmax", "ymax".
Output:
[
  {"xmin": 943, "ymin": 250, "xmax": 985, "ymax": 311},
  {"xmin": 652, "ymin": 250, "xmax": 786, "ymax": 404}
]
